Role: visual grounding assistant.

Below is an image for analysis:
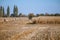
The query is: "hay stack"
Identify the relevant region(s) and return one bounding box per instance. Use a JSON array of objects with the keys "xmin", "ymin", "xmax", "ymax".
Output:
[{"xmin": 32, "ymin": 16, "xmax": 60, "ymax": 24}]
